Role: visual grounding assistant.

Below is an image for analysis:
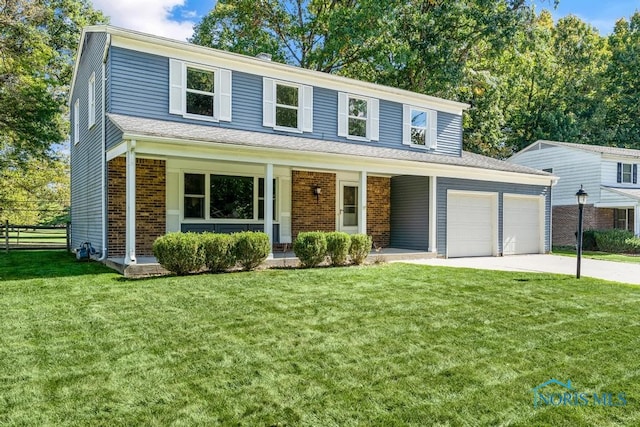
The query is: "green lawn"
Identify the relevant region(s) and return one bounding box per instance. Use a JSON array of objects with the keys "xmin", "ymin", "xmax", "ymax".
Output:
[
  {"xmin": 553, "ymin": 246, "xmax": 640, "ymax": 264},
  {"xmin": 1, "ymin": 251, "xmax": 639, "ymax": 426}
]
